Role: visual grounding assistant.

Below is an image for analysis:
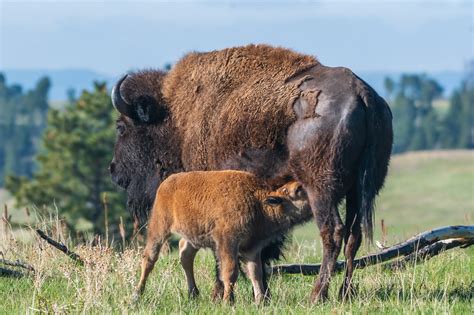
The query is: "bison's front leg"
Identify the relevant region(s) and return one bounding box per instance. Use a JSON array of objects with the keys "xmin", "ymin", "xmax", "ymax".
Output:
[{"xmin": 309, "ymin": 194, "xmax": 344, "ymax": 303}]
